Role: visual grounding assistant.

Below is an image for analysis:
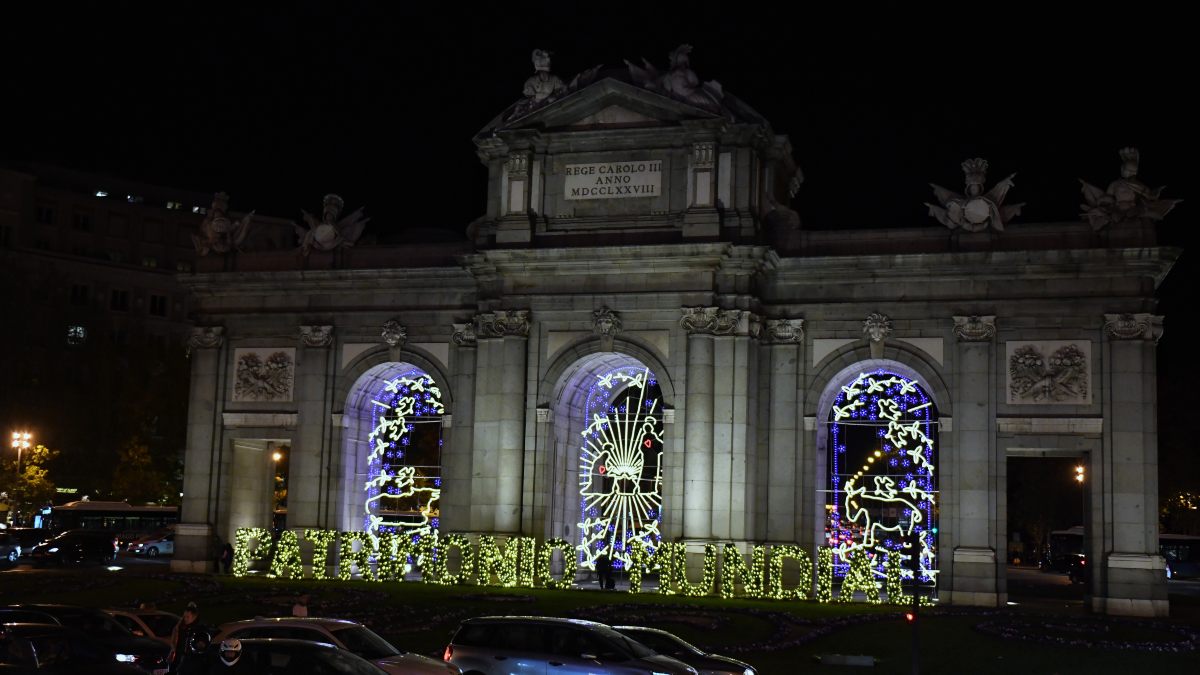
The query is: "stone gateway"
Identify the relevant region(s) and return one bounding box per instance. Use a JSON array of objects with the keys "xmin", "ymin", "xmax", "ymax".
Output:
[{"xmin": 174, "ymin": 46, "xmax": 1178, "ymax": 618}]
